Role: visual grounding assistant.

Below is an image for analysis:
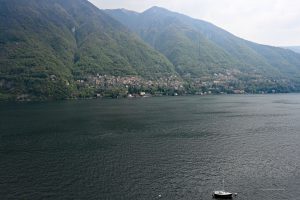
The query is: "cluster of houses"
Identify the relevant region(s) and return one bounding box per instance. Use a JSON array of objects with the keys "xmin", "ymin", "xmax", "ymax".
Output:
[
  {"xmin": 83, "ymin": 74, "xmax": 184, "ymax": 91},
  {"xmin": 74, "ymin": 69, "xmax": 286, "ymax": 97}
]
